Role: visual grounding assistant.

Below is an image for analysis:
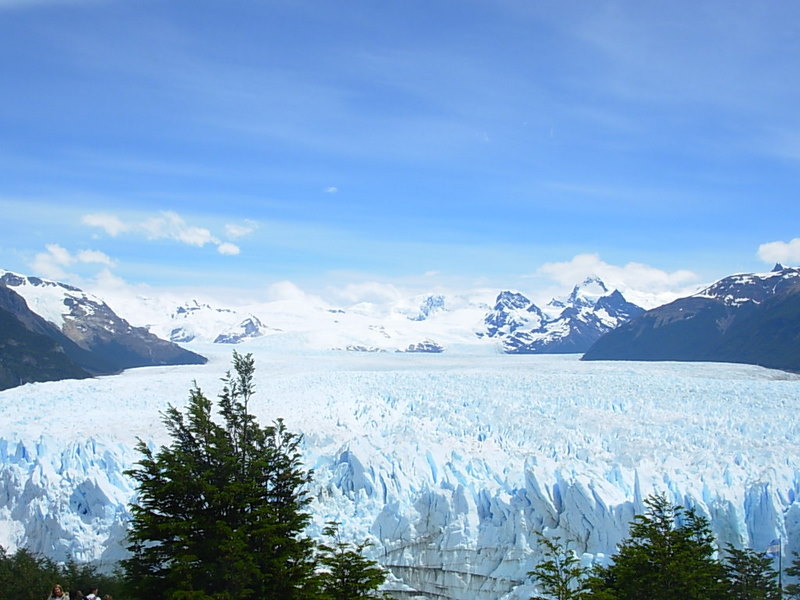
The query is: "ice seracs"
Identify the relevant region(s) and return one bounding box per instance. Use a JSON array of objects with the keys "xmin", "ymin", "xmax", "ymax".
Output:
[{"xmin": 0, "ymin": 348, "xmax": 797, "ymax": 599}]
